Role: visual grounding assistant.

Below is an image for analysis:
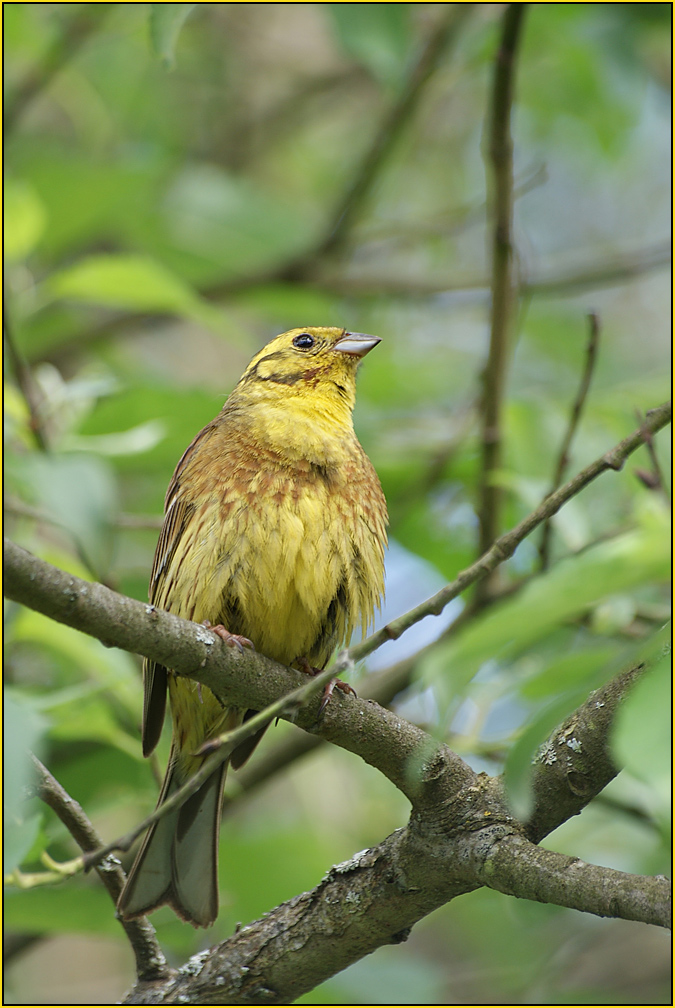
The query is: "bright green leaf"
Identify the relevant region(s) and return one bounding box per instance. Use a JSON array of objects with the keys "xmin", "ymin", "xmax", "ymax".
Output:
[
  {"xmin": 149, "ymin": 3, "xmax": 196, "ymax": 70},
  {"xmin": 419, "ymin": 503, "xmax": 670, "ymax": 712},
  {"xmin": 4, "ymin": 178, "xmax": 47, "ymax": 261},
  {"xmin": 10, "ymin": 607, "xmax": 141, "ymax": 718},
  {"xmin": 47, "ymin": 253, "xmax": 200, "ymax": 314},
  {"xmin": 45, "ymin": 253, "xmax": 229, "ymax": 334},
  {"xmin": 611, "ymin": 650, "xmax": 671, "ymax": 828}
]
